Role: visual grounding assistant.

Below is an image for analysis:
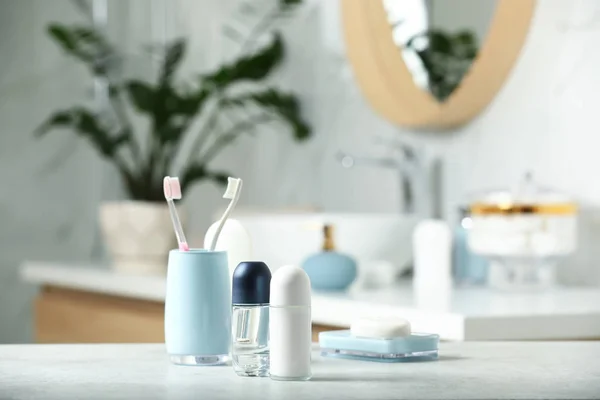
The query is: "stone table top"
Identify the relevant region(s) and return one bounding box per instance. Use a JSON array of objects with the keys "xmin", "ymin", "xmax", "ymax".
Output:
[{"xmin": 1, "ymin": 342, "xmax": 599, "ymax": 399}]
